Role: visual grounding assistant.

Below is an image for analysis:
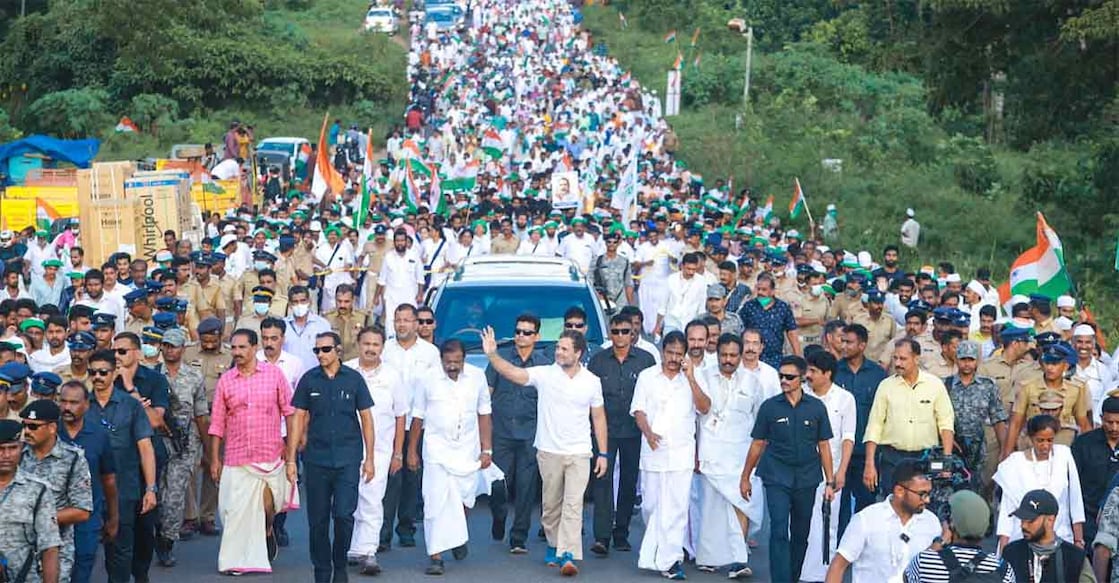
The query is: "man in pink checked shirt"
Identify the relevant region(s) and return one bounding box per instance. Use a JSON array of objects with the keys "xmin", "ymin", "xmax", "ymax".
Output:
[{"xmin": 208, "ymin": 328, "xmax": 298, "ymax": 576}]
